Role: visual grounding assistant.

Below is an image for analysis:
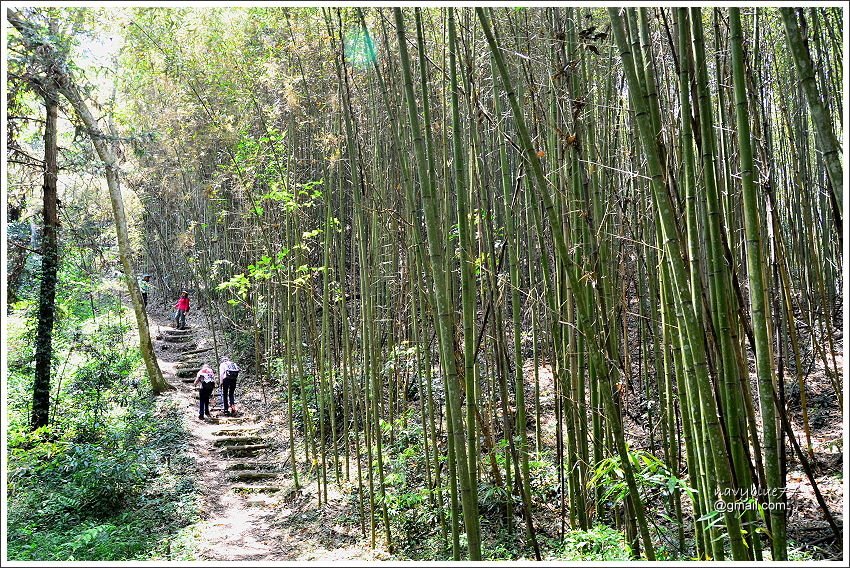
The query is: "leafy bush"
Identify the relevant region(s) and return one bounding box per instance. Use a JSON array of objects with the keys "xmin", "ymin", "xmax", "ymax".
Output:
[
  {"xmin": 376, "ymin": 415, "xmax": 441, "ymax": 543},
  {"xmin": 477, "ymin": 481, "xmax": 514, "ymax": 516},
  {"xmin": 542, "ymin": 524, "xmax": 631, "ymax": 561},
  {"xmin": 340, "ymin": 411, "xmax": 450, "ymax": 558},
  {"xmin": 66, "ymin": 323, "xmax": 139, "ymax": 431},
  {"xmin": 588, "ymin": 448, "xmax": 690, "ymax": 510},
  {"xmin": 6, "ymin": 302, "xmax": 198, "ymax": 560},
  {"xmin": 63, "ymin": 440, "xmax": 153, "ymax": 515},
  {"xmin": 7, "ymin": 396, "xmax": 198, "ymax": 560}
]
